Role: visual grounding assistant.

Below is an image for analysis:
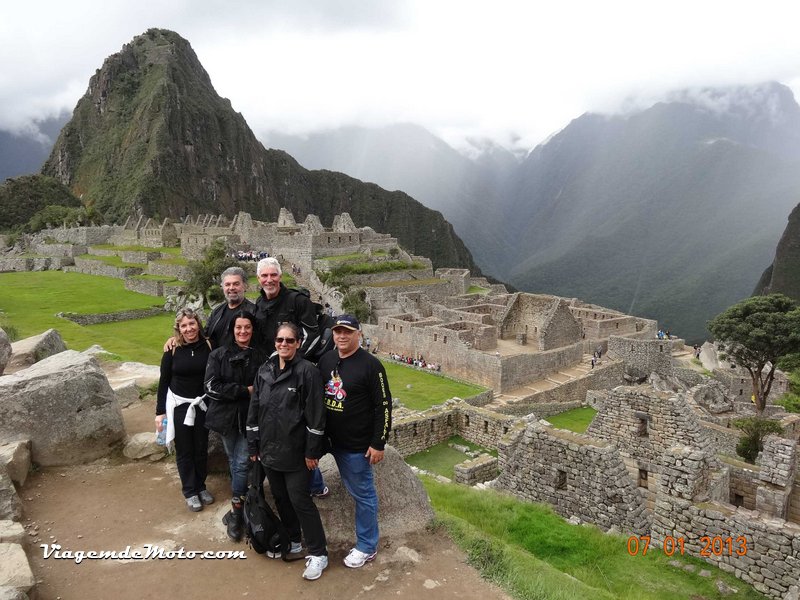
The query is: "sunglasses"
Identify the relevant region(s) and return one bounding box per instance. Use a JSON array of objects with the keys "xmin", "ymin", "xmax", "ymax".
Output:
[{"xmin": 275, "ymin": 337, "xmax": 297, "ymax": 344}]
